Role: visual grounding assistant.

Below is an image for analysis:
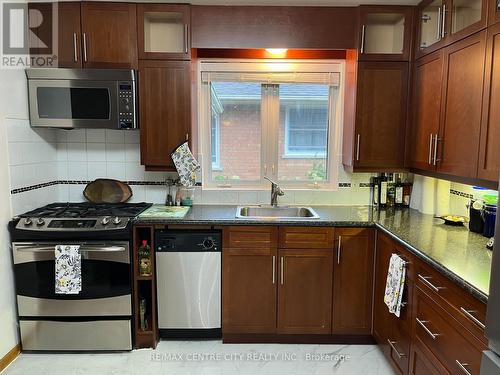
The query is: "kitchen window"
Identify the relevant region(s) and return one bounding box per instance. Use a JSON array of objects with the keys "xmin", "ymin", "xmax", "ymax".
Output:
[{"xmin": 198, "ymin": 60, "xmax": 343, "ymax": 190}]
